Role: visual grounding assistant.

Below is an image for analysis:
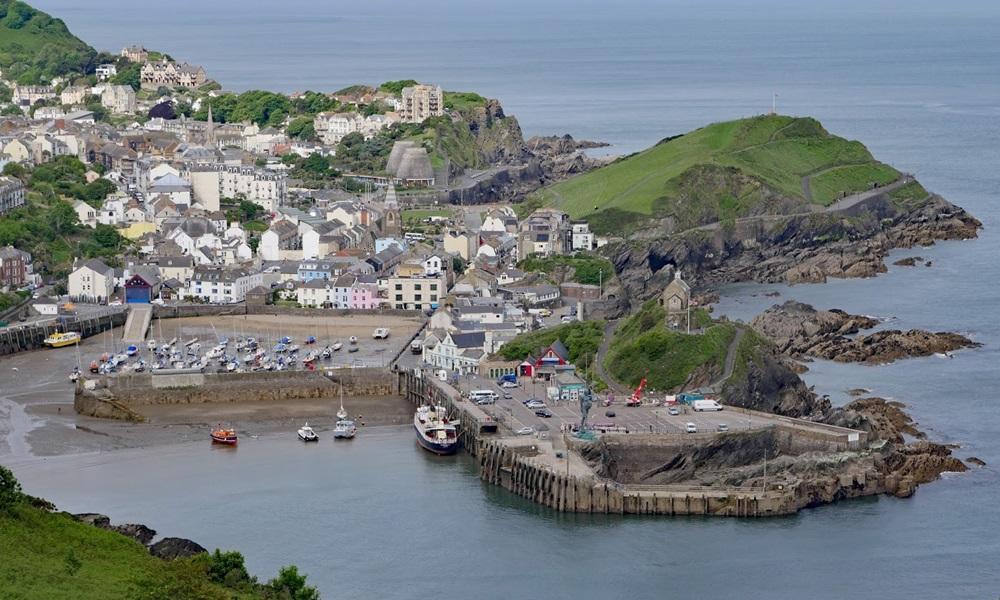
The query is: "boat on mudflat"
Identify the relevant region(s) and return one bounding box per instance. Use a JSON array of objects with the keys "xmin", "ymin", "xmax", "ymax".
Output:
[
  {"xmin": 413, "ymin": 405, "xmax": 460, "ymax": 455},
  {"xmin": 43, "ymin": 331, "xmax": 81, "ymax": 348},
  {"xmin": 210, "ymin": 426, "xmax": 238, "ymax": 445}
]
